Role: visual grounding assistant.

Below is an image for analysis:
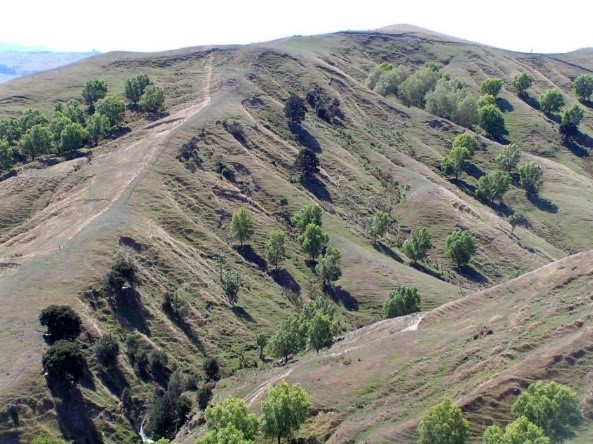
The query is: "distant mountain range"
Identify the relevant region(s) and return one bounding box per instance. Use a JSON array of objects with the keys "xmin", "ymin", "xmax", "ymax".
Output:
[{"xmin": 0, "ymin": 45, "xmax": 99, "ymax": 83}]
